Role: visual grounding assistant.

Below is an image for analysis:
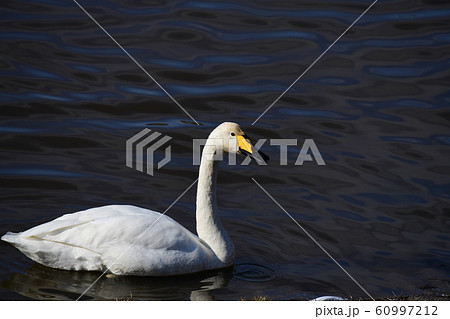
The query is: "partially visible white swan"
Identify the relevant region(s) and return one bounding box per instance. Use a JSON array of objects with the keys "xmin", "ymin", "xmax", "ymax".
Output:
[{"xmin": 2, "ymin": 122, "xmax": 268, "ymax": 276}]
